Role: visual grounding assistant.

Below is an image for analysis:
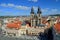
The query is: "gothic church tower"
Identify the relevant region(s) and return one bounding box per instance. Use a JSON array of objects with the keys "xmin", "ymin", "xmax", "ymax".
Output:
[
  {"xmin": 30, "ymin": 7, "xmax": 35, "ymax": 27},
  {"xmin": 30, "ymin": 7, "xmax": 42, "ymax": 27},
  {"xmin": 37, "ymin": 7, "xmax": 42, "ymax": 25}
]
